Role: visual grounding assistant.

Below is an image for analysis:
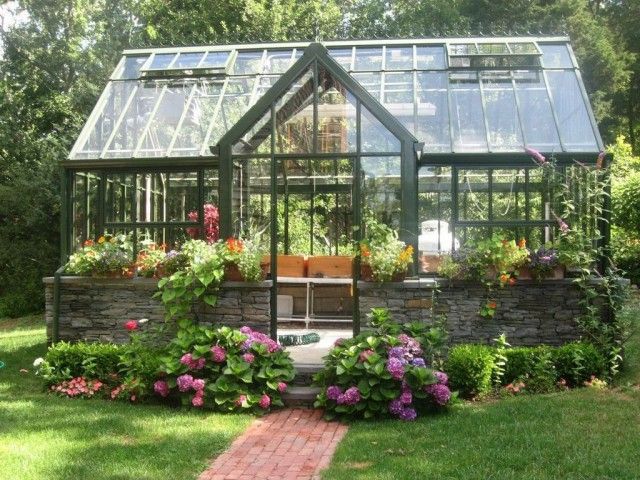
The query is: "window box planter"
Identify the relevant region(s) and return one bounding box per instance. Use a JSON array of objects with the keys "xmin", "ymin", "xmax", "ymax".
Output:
[
  {"xmin": 307, "ymin": 255, "xmax": 353, "ymax": 278},
  {"xmin": 223, "ymin": 262, "xmax": 269, "ymax": 281},
  {"xmin": 360, "ymin": 264, "xmax": 406, "ymax": 282}
]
